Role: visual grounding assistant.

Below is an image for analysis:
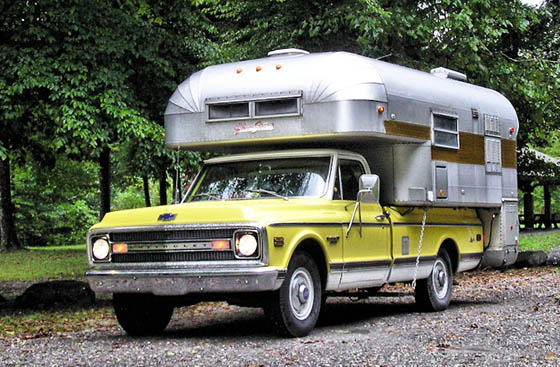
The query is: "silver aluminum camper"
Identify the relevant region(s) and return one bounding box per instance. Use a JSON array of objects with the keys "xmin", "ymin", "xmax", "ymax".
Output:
[{"xmin": 165, "ymin": 49, "xmax": 519, "ymax": 266}]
